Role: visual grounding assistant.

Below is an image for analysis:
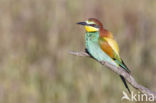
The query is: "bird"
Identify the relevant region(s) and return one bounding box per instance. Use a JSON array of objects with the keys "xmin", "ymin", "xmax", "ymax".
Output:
[{"xmin": 77, "ymin": 18, "xmax": 131, "ymax": 94}]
